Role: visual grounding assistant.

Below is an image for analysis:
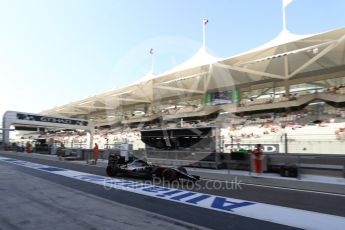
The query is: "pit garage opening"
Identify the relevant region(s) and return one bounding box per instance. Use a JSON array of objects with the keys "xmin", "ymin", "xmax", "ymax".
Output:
[{"xmin": 2, "ymin": 111, "xmax": 94, "ymax": 150}]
